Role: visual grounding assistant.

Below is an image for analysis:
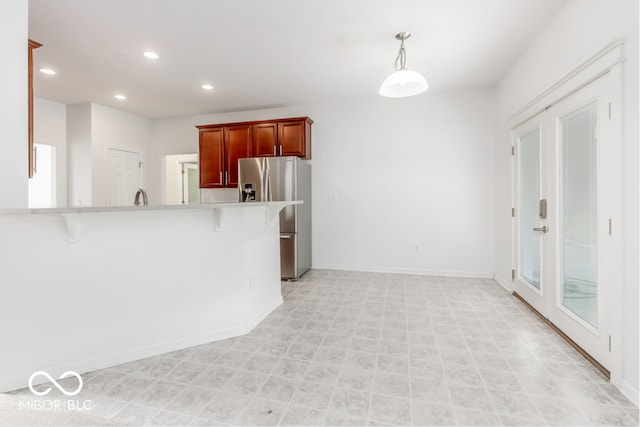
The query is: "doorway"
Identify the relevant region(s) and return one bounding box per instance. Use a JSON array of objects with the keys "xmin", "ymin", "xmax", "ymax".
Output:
[
  {"xmin": 512, "ymin": 73, "xmax": 621, "ymax": 372},
  {"xmin": 182, "ymin": 162, "xmax": 199, "ymax": 204},
  {"xmin": 164, "ymin": 154, "xmax": 199, "ymax": 204}
]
